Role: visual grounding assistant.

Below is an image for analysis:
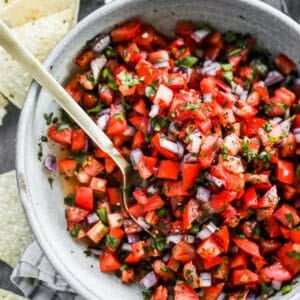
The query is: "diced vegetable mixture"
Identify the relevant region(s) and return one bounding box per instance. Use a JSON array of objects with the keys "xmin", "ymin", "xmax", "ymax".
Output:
[{"xmin": 44, "ymin": 19, "xmax": 300, "ymax": 299}]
